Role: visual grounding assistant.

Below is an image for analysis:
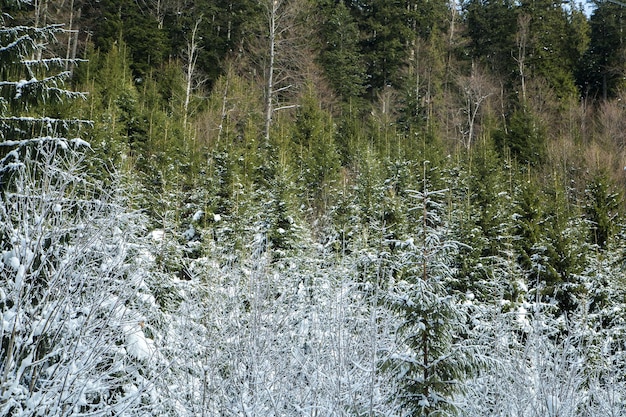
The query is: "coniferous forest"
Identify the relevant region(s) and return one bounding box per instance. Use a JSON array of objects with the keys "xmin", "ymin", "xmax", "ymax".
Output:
[{"xmin": 2, "ymin": 0, "xmax": 626, "ymax": 415}]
